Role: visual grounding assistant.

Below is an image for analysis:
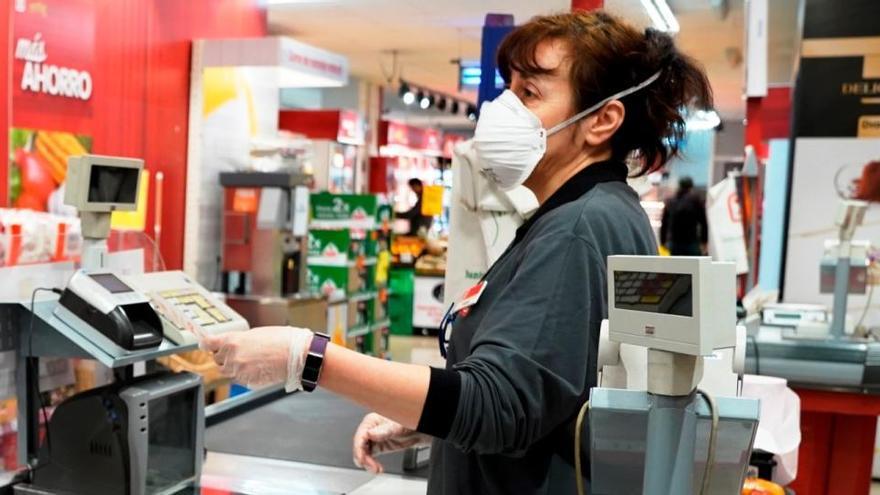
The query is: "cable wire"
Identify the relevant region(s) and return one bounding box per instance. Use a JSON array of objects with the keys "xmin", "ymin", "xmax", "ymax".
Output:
[
  {"xmin": 574, "ymin": 400, "xmax": 591, "ymax": 495},
  {"xmin": 697, "ymin": 389, "xmax": 719, "ymax": 495}
]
